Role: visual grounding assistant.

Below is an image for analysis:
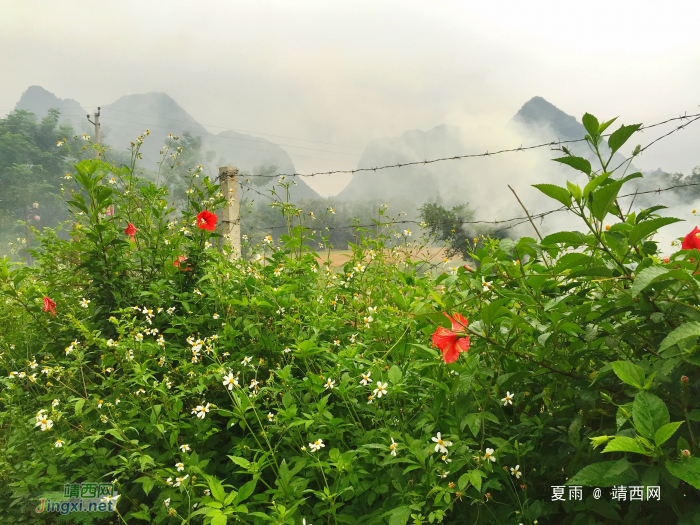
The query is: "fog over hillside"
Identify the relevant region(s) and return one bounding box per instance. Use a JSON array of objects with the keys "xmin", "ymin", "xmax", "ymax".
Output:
[{"xmin": 10, "ymin": 85, "xmax": 699, "ymax": 254}]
